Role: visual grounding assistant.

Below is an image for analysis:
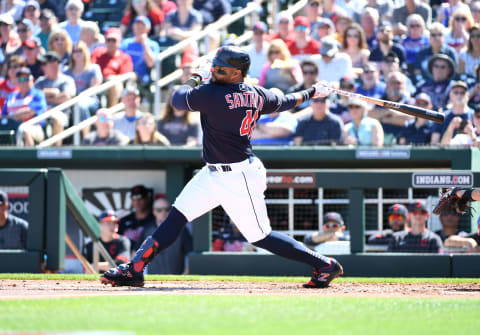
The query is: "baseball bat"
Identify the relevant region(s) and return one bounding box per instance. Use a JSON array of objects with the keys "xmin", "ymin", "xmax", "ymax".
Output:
[{"xmin": 322, "ymin": 85, "xmax": 445, "ymax": 123}]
